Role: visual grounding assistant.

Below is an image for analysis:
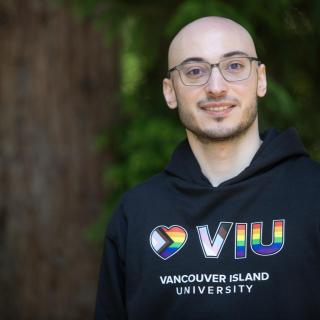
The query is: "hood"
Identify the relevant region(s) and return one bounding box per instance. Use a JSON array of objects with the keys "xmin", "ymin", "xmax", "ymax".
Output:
[{"xmin": 164, "ymin": 128, "xmax": 309, "ymax": 187}]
